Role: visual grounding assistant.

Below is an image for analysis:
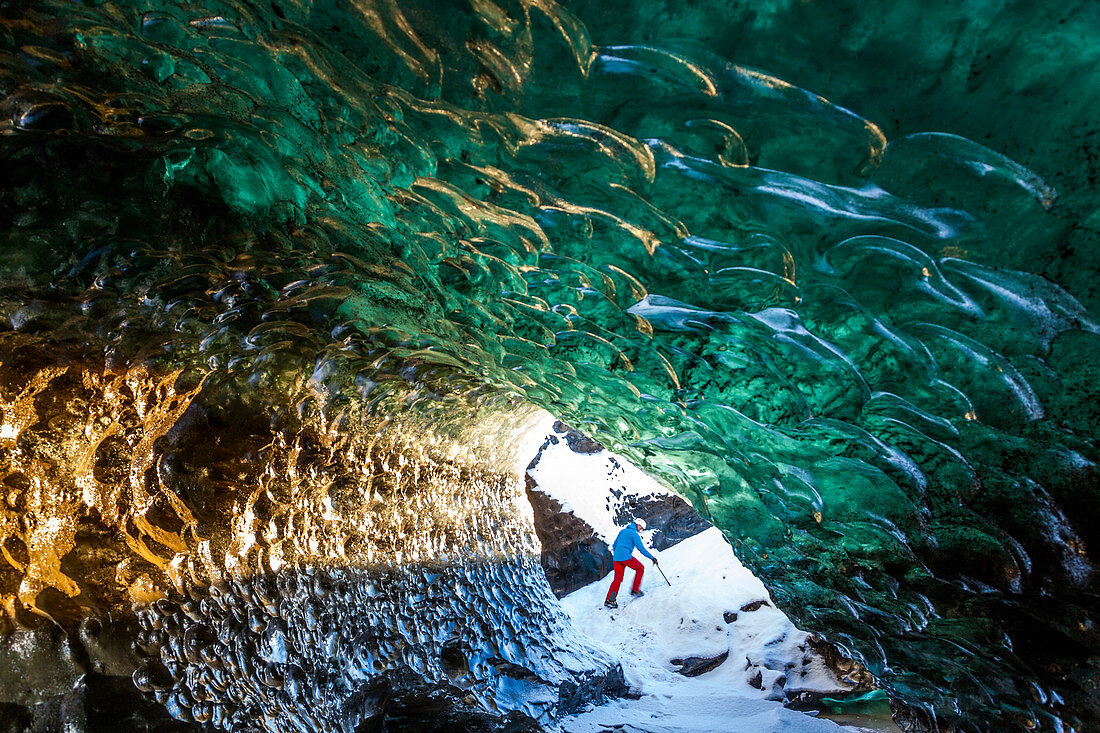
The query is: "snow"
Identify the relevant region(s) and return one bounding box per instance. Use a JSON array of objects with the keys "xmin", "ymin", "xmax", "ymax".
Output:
[
  {"xmin": 559, "ymin": 529, "xmax": 845, "ymax": 700},
  {"xmin": 529, "ymin": 427, "xmax": 875, "ymax": 733},
  {"xmin": 554, "ymin": 530, "xmax": 859, "ymax": 733}
]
